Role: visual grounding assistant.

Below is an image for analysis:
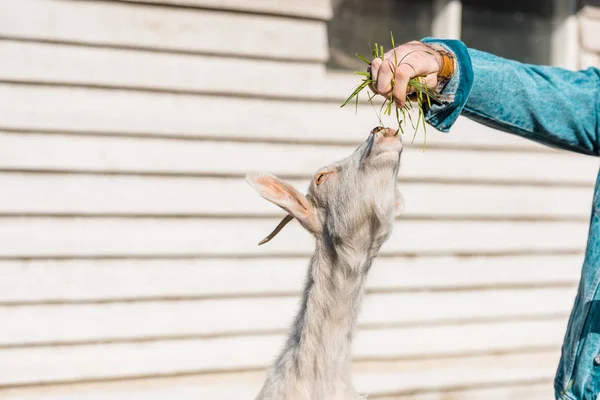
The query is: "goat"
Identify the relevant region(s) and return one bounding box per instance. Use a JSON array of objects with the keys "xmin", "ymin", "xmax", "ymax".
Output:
[{"xmin": 246, "ymin": 126, "xmax": 403, "ymax": 400}]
